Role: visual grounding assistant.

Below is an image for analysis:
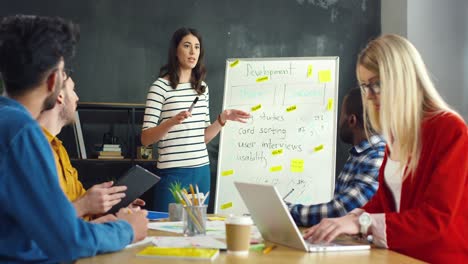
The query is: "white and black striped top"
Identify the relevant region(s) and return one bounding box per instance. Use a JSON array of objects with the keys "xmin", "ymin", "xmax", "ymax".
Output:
[{"xmin": 142, "ymin": 78, "xmax": 210, "ymax": 169}]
